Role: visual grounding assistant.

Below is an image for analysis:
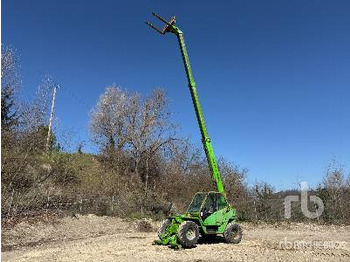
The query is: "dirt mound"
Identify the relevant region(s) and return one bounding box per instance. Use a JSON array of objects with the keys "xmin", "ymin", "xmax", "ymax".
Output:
[{"xmin": 136, "ymin": 220, "xmax": 156, "ymax": 232}]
